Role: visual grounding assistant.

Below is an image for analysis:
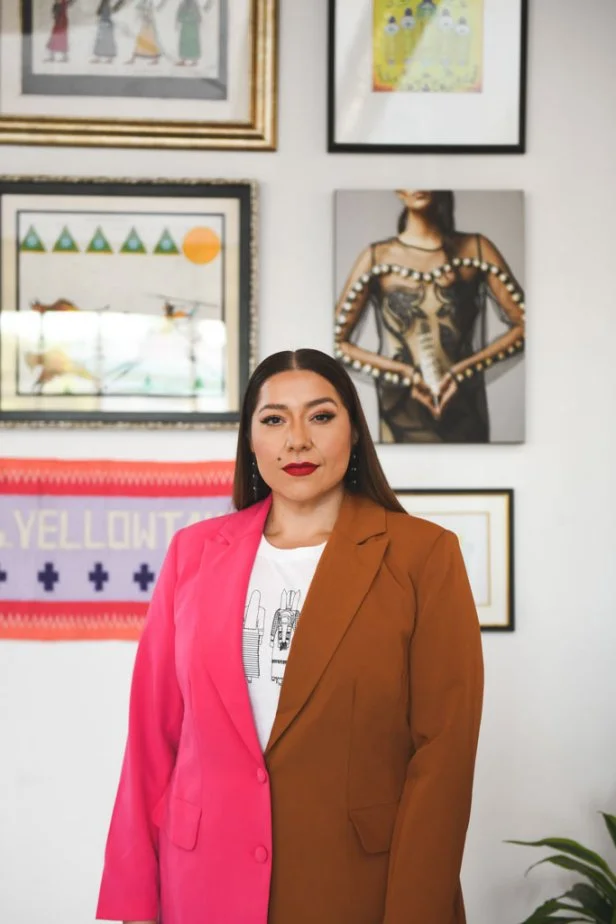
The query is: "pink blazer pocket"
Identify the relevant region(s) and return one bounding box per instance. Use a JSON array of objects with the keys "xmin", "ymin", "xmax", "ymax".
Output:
[
  {"xmin": 349, "ymin": 801, "xmax": 399, "ymax": 854},
  {"xmin": 153, "ymin": 794, "xmax": 202, "ymax": 851}
]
